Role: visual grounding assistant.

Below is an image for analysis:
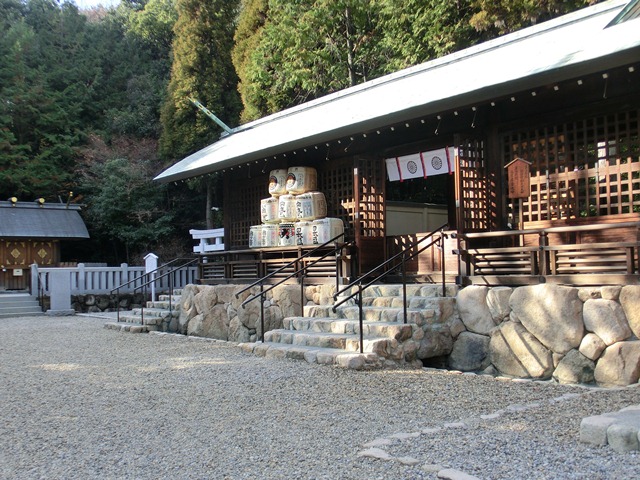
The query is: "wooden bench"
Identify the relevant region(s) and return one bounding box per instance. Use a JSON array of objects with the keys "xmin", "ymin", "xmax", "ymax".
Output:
[{"xmin": 189, "ymin": 228, "xmax": 225, "ymax": 253}]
